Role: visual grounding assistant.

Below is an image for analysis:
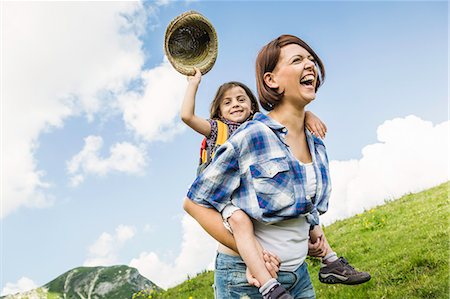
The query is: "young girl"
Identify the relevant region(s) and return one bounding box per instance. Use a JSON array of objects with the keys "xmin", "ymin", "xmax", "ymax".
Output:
[{"xmin": 181, "ymin": 67, "xmax": 368, "ymax": 298}]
